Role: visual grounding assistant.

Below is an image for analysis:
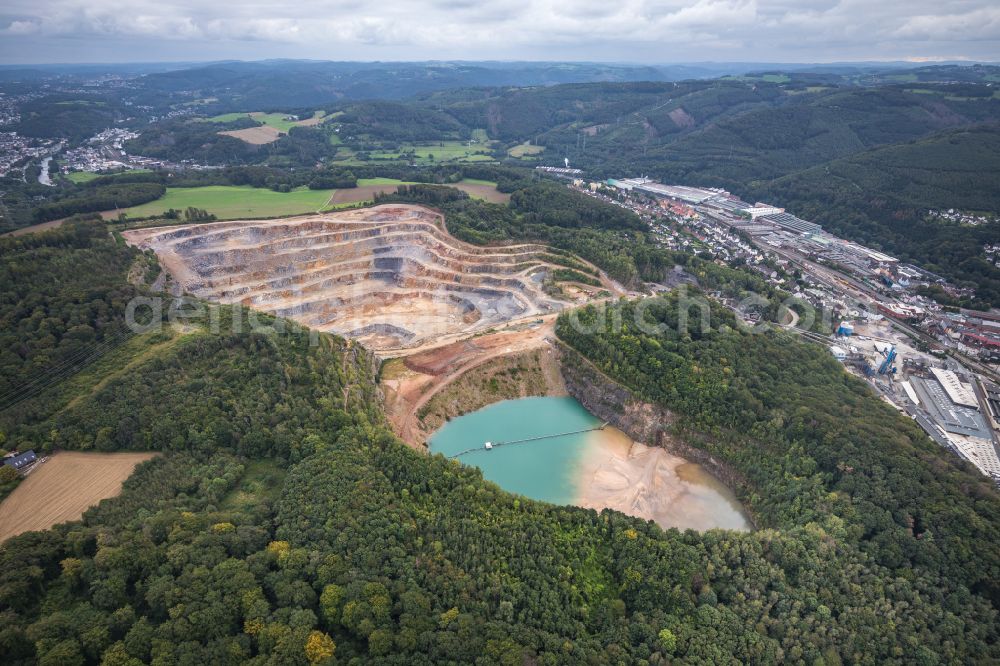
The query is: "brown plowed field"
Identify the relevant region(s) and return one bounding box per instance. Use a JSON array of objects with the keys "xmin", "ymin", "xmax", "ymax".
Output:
[
  {"xmin": 329, "ymin": 184, "xmax": 402, "ymax": 204},
  {"xmin": 218, "ymin": 126, "xmax": 283, "ymax": 144},
  {"xmin": 453, "ymin": 182, "xmax": 510, "ymax": 203},
  {"xmin": 329, "ymin": 182, "xmax": 510, "ymax": 206},
  {"xmin": 0, "ymin": 451, "xmax": 157, "ymax": 543}
]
